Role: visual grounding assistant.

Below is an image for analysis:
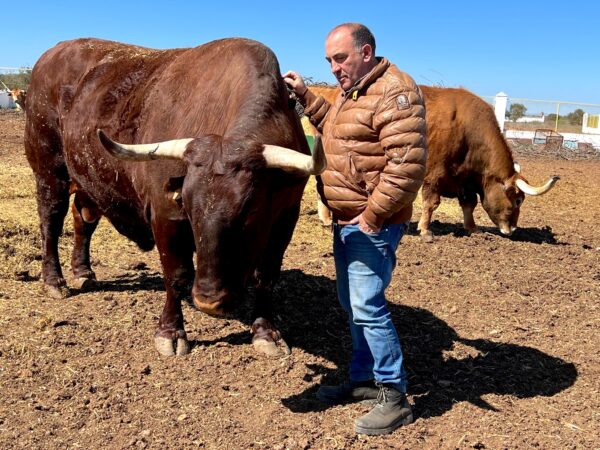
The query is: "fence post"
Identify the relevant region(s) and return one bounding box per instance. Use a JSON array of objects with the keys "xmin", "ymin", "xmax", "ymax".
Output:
[{"xmin": 494, "ymin": 92, "xmax": 508, "ymax": 132}]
